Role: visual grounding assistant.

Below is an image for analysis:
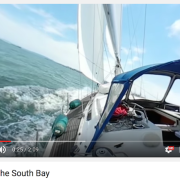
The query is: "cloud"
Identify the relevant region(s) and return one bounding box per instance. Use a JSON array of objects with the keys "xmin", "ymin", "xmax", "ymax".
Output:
[
  {"xmin": 43, "ymin": 25, "xmax": 63, "ymax": 37},
  {"xmin": 132, "ymin": 47, "xmax": 145, "ymax": 54},
  {"xmin": 121, "ymin": 46, "xmax": 145, "ymax": 56},
  {"xmin": 12, "ymin": 4, "xmax": 21, "ymax": 10},
  {"xmin": 28, "ymin": 7, "xmax": 52, "ymax": 19},
  {"xmin": 11, "ymin": 5, "xmax": 77, "ymax": 37},
  {"xmin": 121, "ymin": 46, "xmax": 145, "ymax": 71},
  {"xmin": 132, "ymin": 56, "xmax": 140, "ymax": 61},
  {"xmin": 127, "ymin": 61, "xmax": 133, "ymax": 65},
  {"xmin": 168, "ymin": 19, "xmax": 180, "ymax": 38},
  {"xmin": 0, "ymin": 12, "xmax": 79, "ymax": 70},
  {"xmin": 121, "ymin": 47, "xmax": 129, "ymax": 55},
  {"xmin": 27, "ymin": 6, "xmax": 77, "ymax": 34},
  {"xmin": 127, "ymin": 56, "xmax": 141, "ymax": 65}
]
